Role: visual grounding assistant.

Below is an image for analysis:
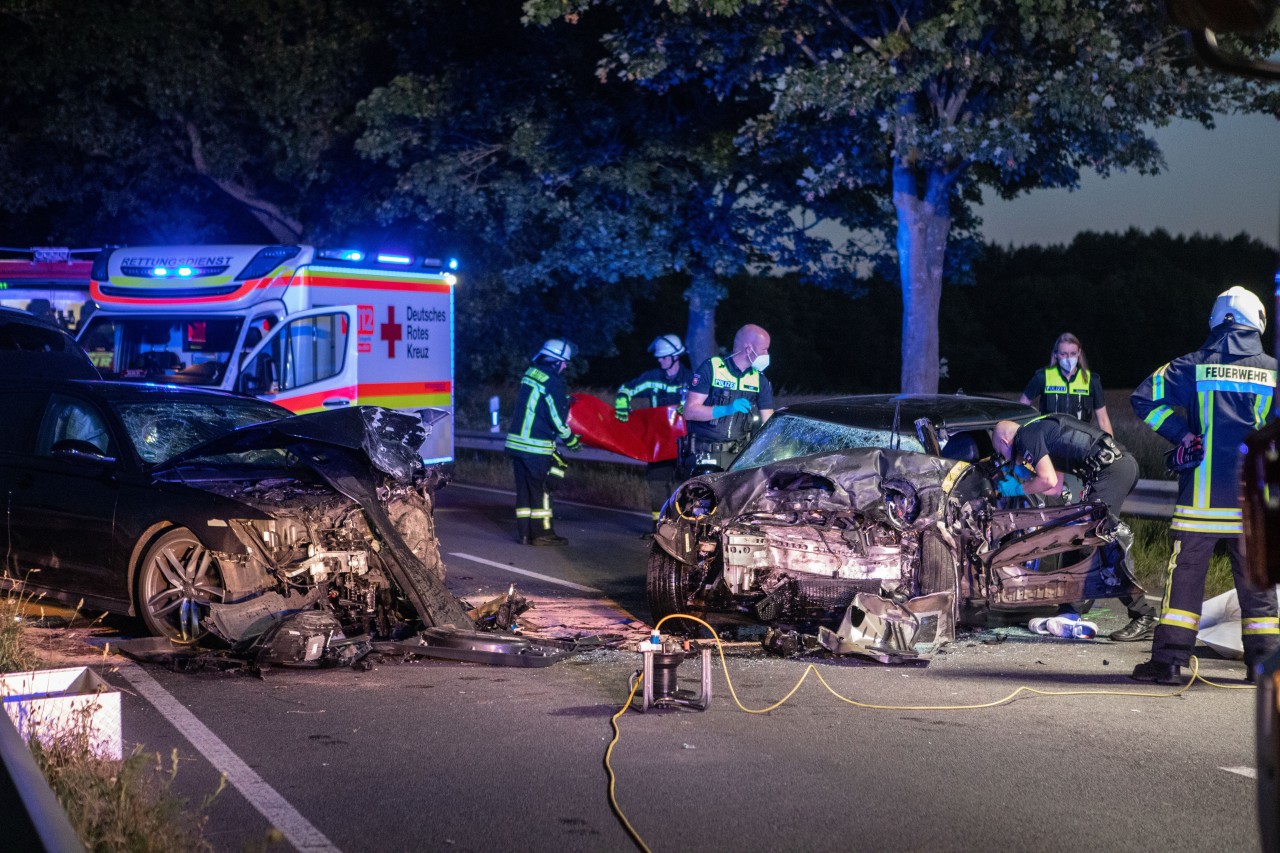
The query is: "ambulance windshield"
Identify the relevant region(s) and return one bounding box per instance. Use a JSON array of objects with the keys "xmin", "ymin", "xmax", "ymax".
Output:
[{"xmin": 78, "ymin": 315, "xmax": 245, "ymax": 386}]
